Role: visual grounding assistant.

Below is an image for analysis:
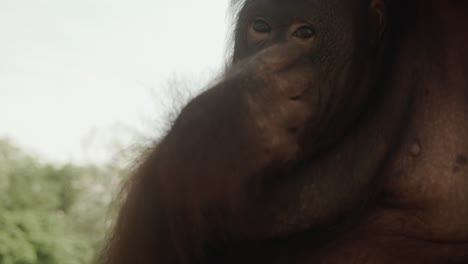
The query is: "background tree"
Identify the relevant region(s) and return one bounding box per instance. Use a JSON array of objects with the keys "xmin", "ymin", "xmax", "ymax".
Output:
[{"xmin": 0, "ymin": 139, "xmax": 124, "ymax": 264}]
